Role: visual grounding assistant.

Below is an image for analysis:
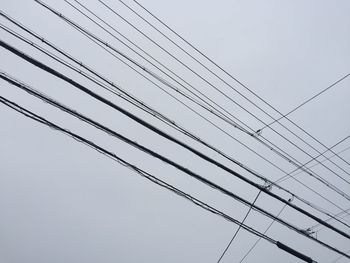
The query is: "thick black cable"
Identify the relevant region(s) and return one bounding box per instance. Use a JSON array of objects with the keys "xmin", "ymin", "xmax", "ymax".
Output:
[
  {"xmin": 217, "ymin": 191, "xmax": 262, "ymax": 263},
  {"xmin": 0, "ymin": 95, "xmax": 320, "ymax": 263},
  {"xmin": 130, "ymin": 0, "xmax": 350, "ymax": 168},
  {"xmin": 1, "ymin": 43, "xmax": 350, "ymax": 253},
  {"xmin": 2, "ymin": 20, "xmax": 349, "ymax": 229},
  {"xmin": 41, "ymin": 0, "xmax": 350, "ymax": 200}
]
